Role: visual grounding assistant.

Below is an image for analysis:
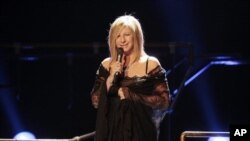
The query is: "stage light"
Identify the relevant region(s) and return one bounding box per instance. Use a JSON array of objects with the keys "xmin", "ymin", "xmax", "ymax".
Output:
[
  {"xmin": 14, "ymin": 131, "xmax": 36, "ymax": 139},
  {"xmin": 208, "ymin": 137, "xmax": 229, "ymax": 141}
]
